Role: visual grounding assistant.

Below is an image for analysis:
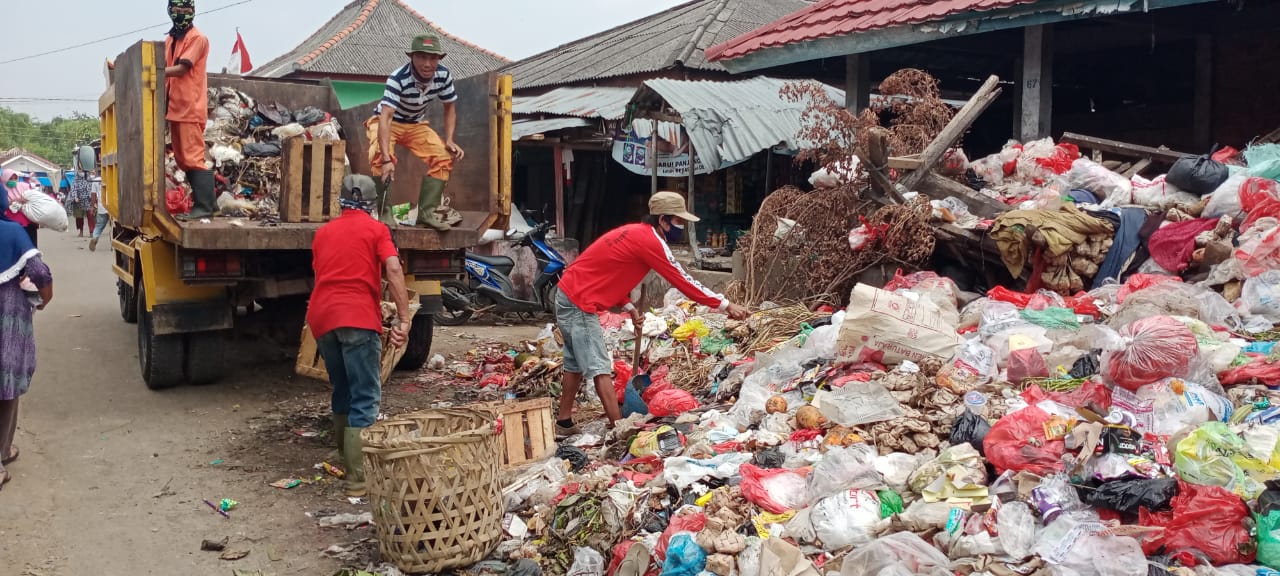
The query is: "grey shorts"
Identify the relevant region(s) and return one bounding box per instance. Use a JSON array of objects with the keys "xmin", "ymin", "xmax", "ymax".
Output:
[{"xmin": 555, "ymin": 290, "xmax": 612, "ymax": 380}]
